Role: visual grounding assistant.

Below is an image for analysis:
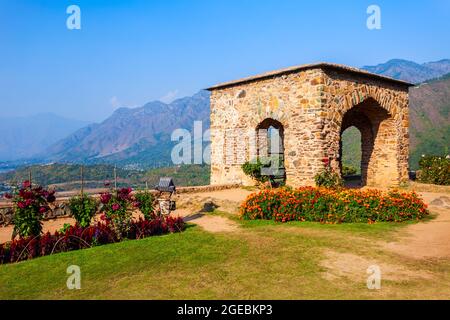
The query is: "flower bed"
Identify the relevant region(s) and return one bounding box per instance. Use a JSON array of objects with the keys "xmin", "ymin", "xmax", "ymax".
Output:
[
  {"xmin": 0, "ymin": 216, "xmax": 185, "ymax": 264},
  {"xmin": 240, "ymin": 187, "xmax": 429, "ymax": 223}
]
